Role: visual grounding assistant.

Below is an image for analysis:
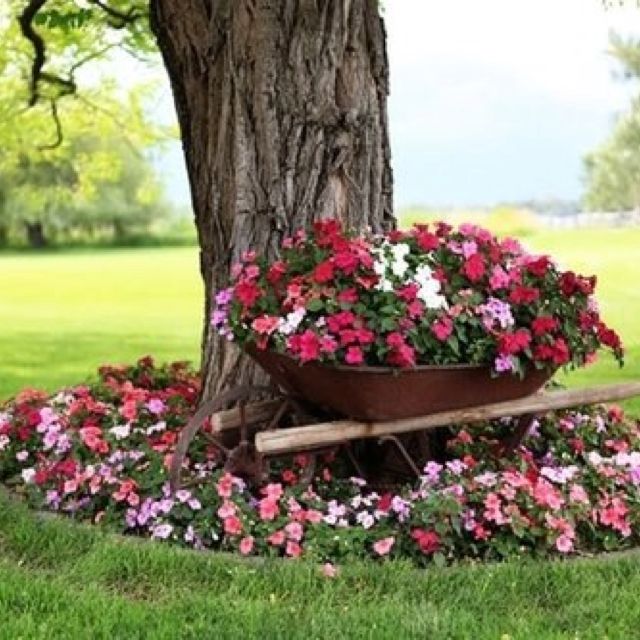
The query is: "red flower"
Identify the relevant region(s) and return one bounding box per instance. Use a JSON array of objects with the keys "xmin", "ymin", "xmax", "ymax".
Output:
[
  {"xmin": 411, "ymin": 528, "xmax": 440, "ymax": 554},
  {"xmin": 313, "ymin": 260, "xmax": 334, "ymax": 284},
  {"xmin": 509, "ymin": 286, "xmax": 540, "ymax": 304},
  {"xmin": 414, "ymin": 228, "xmax": 439, "ymax": 251},
  {"xmin": 462, "ymin": 254, "xmax": 486, "ymax": 282},
  {"xmin": 338, "ymin": 288, "xmax": 359, "ymax": 304},
  {"xmin": 597, "ymin": 322, "xmax": 622, "ymax": 351},
  {"xmin": 432, "ymin": 316, "xmax": 453, "ymax": 341},
  {"xmin": 267, "ymin": 261, "xmax": 287, "ymax": 284},
  {"xmin": 334, "ymin": 251, "xmax": 359, "ymax": 274},
  {"xmin": 498, "ymin": 329, "xmax": 531, "ymax": 355},
  {"xmin": 531, "ymin": 315, "xmax": 558, "ymax": 337},
  {"xmin": 298, "ymin": 330, "xmax": 321, "ymax": 362},
  {"xmin": 235, "ymin": 280, "xmax": 262, "ymax": 307},
  {"xmin": 526, "ymin": 256, "xmax": 551, "ymax": 278}
]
